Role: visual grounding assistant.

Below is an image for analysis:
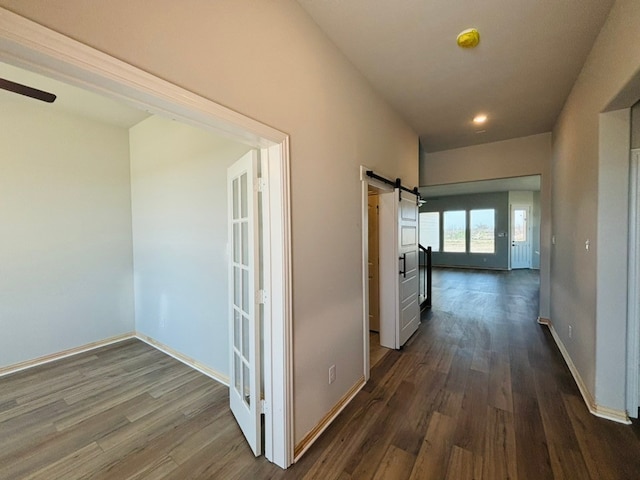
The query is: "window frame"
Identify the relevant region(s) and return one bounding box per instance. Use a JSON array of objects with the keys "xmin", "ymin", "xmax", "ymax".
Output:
[
  {"xmin": 442, "ymin": 210, "xmax": 467, "ymax": 253},
  {"xmin": 469, "ymin": 208, "xmax": 496, "ymax": 254}
]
